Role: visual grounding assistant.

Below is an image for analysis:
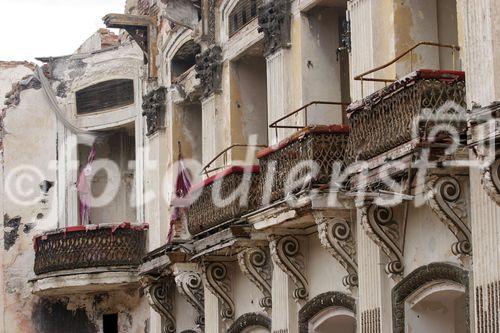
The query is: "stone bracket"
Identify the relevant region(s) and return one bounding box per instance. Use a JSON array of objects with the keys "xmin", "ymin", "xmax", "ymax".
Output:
[
  {"xmin": 142, "ymin": 277, "xmax": 176, "ymax": 333},
  {"xmin": 269, "ymin": 235, "xmax": 308, "ymax": 300},
  {"xmin": 103, "ymin": 13, "xmax": 157, "ymax": 77},
  {"xmin": 142, "ymin": 87, "xmax": 167, "ymax": 136},
  {"xmin": 481, "ymin": 158, "xmax": 500, "ymax": 206},
  {"xmin": 313, "ymin": 211, "xmax": 358, "ymax": 287},
  {"xmin": 195, "ymin": 45, "xmax": 222, "ymax": 98},
  {"xmin": 203, "ymin": 262, "xmax": 235, "ymax": 320},
  {"xmin": 237, "ymin": 247, "xmax": 273, "ymax": 308},
  {"xmin": 362, "ymin": 204, "xmax": 405, "ymax": 275},
  {"xmin": 174, "ymin": 269, "xmax": 205, "ymax": 328},
  {"xmin": 426, "ymin": 175, "xmax": 472, "ymax": 256},
  {"xmin": 257, "ymin": 0, "xmax": 291, "ymax": 57}
]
